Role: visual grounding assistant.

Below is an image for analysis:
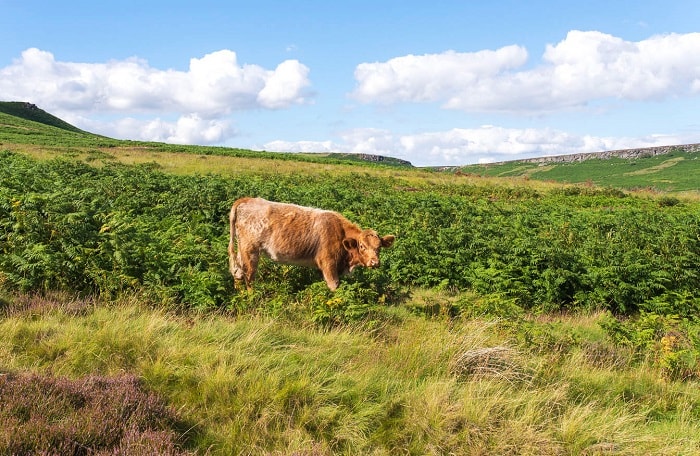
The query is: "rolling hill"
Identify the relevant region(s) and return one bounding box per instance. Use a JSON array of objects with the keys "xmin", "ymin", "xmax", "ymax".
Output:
[
  {"xmin": 456, "ymin": 146, "xmax": 700, "ymax": 192},
  {"xmin": 0, "ymin": 101, "xmax": 413, "ymax": 168},
  {"xmin": 0, "ymin": 101, "xmax": 86, "ymax": 133},
  {"xmin": 1, "ymin": 100, "xmax": 699, "ymax": 192}
]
